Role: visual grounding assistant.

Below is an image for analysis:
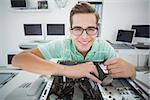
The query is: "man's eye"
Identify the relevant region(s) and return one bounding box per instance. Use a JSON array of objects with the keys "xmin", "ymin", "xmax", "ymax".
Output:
[
  {"xmin": 87, "ymin": 28, "xmax": 95, "ymax": 31},
  {"xmin": 74, "ymin": 28, "xmax": 82, "ymax": 31}
]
